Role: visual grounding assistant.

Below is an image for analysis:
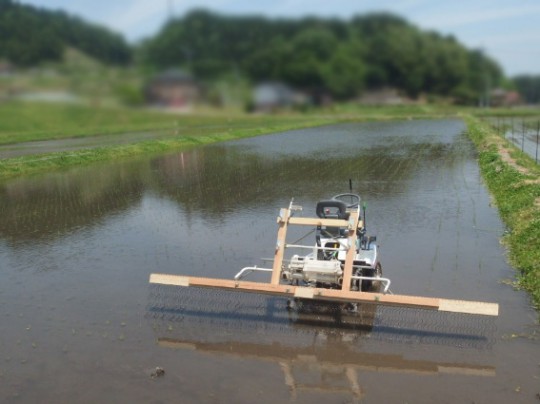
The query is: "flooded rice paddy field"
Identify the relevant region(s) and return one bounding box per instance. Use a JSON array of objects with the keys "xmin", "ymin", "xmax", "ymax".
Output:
[{"xmin": 0, "ymin": 119, "xmax": 539, "ymax": 403}]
